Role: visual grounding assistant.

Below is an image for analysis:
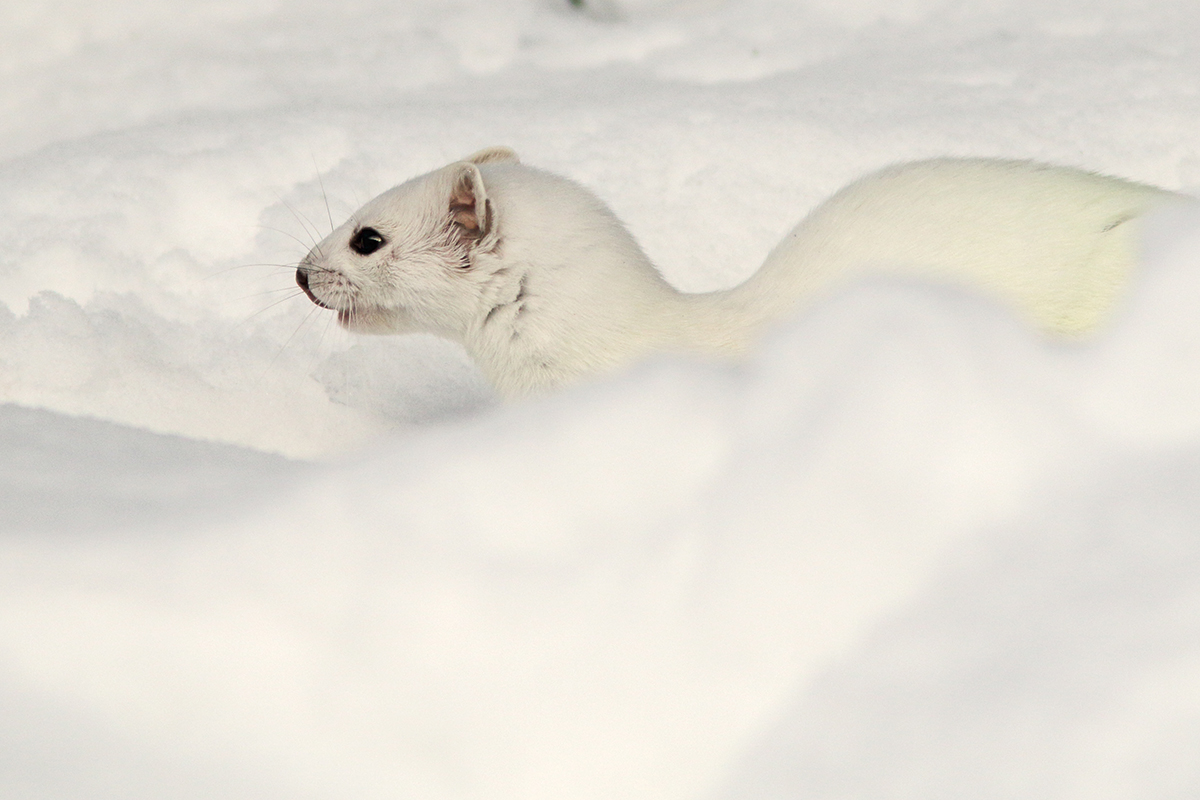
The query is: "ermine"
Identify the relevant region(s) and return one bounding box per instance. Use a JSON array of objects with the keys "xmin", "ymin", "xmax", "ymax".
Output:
[{"xmin": 295, "ymin": 146, "xmax": 1182, "ymax": 397}]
